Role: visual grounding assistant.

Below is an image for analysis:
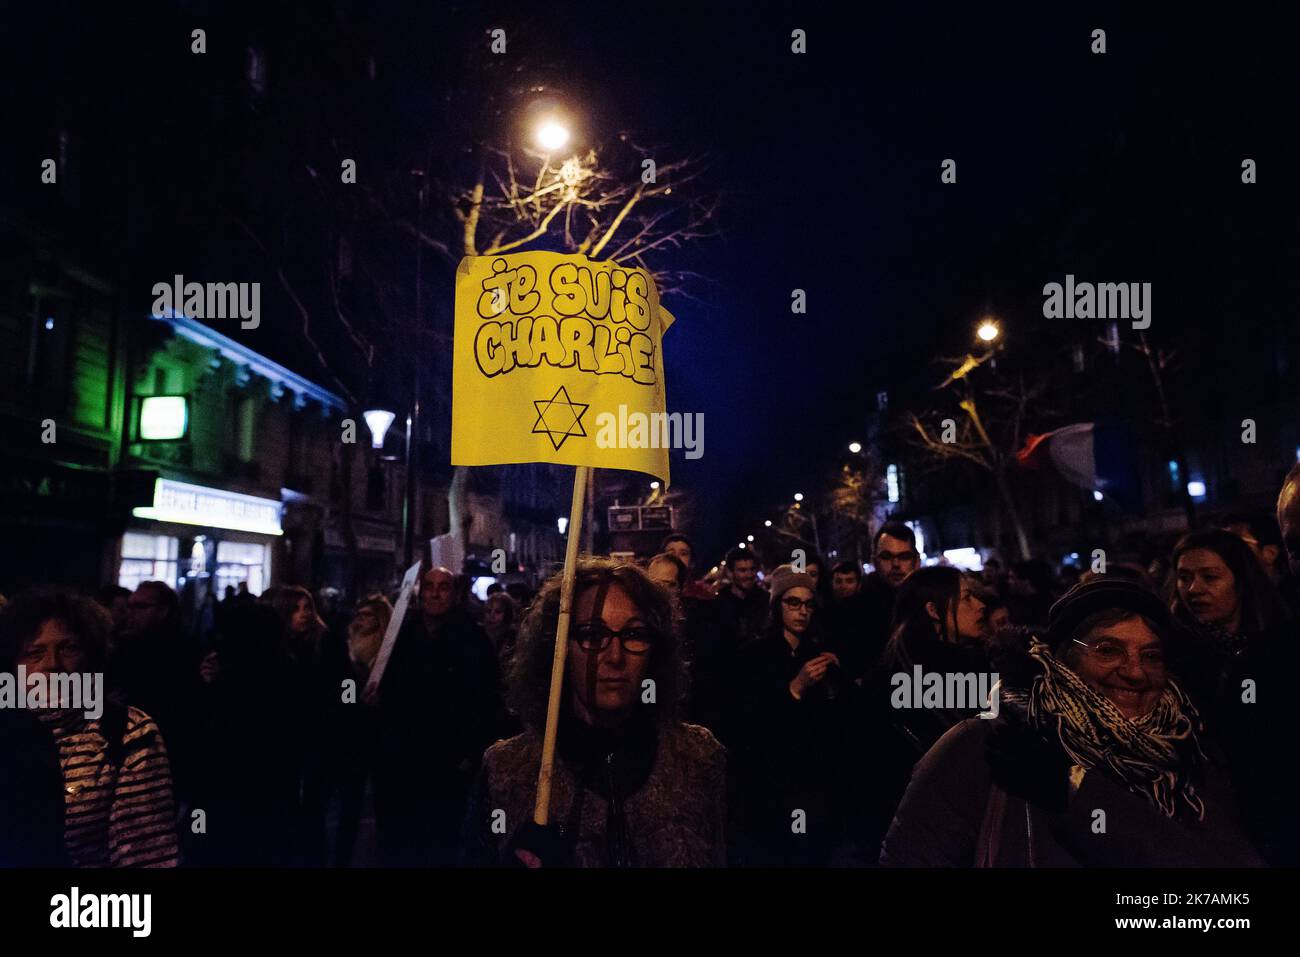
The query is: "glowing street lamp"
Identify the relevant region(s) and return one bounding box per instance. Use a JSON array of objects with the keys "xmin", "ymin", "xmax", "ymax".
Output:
[
  {"xmin": 848, "ymin": 441, "xmax": 862, "ymax": 454},
  {"xmin": 650, "ymin": 481, "xmax": 660, "ymax": 490},
  {"xmin": 793, "ymin": 492, "xmax": 804, "ymax": 502},
  {"xmin": 747, "ymin": 535, "xmax": 754, "ymax": 542},
  {"xmin": 363, "ymin": 409, "xmax": 397, "ymax": 449},
  {"xmin": 535, "ymin": 118, "xmax": 571, "ymax": 152},
  {"xmin": 976, "ymin": 318, "xmax": 1000, "ymax": 343},
  {"xmin": 764, "ymin": 520, "xmax": 772, "ymax": 527}
]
